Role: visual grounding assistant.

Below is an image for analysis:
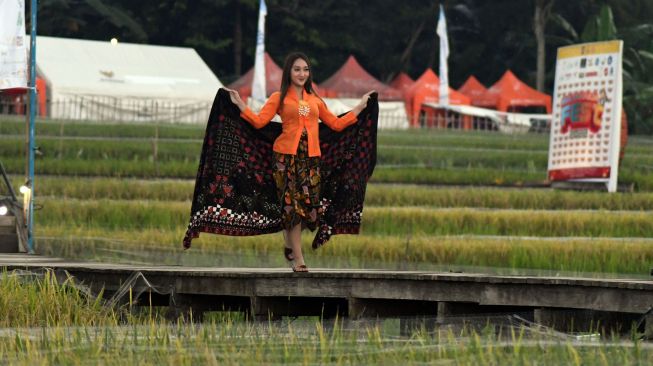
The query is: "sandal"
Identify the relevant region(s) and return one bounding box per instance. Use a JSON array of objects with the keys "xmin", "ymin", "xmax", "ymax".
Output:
[{"xmin": 292, "ymin": 264, "xmax": 309, "ymax": 273}]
